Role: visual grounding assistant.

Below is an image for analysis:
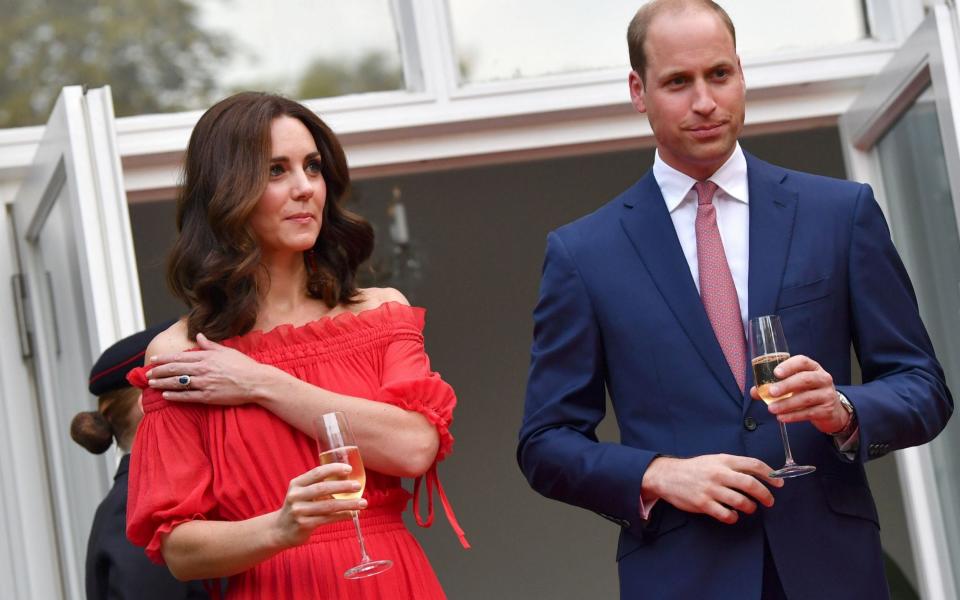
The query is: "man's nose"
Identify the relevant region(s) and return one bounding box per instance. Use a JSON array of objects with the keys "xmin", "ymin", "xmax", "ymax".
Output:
[{"xmin": 691, "ymin": 80, "xmax": 717, "ymax": 115}]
